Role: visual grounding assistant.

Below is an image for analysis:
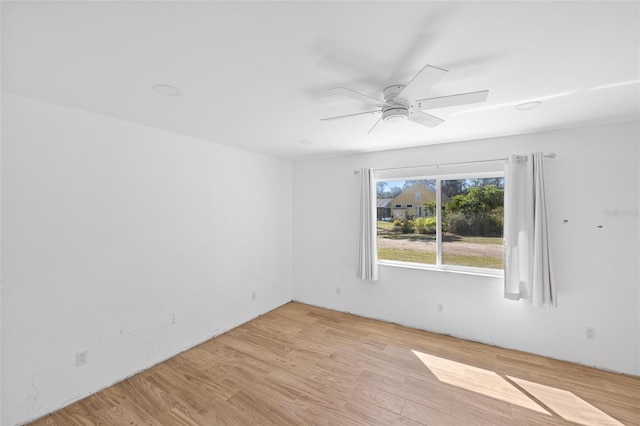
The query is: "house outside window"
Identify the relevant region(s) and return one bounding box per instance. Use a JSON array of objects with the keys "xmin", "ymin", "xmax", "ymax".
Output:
[
  {"xmin": 376, "ymin": 173, "xmax": 504, "ymax": 274},
  {"xmin": 389, "ymin": 181, "xmax": 439, "ymax": 220}
]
